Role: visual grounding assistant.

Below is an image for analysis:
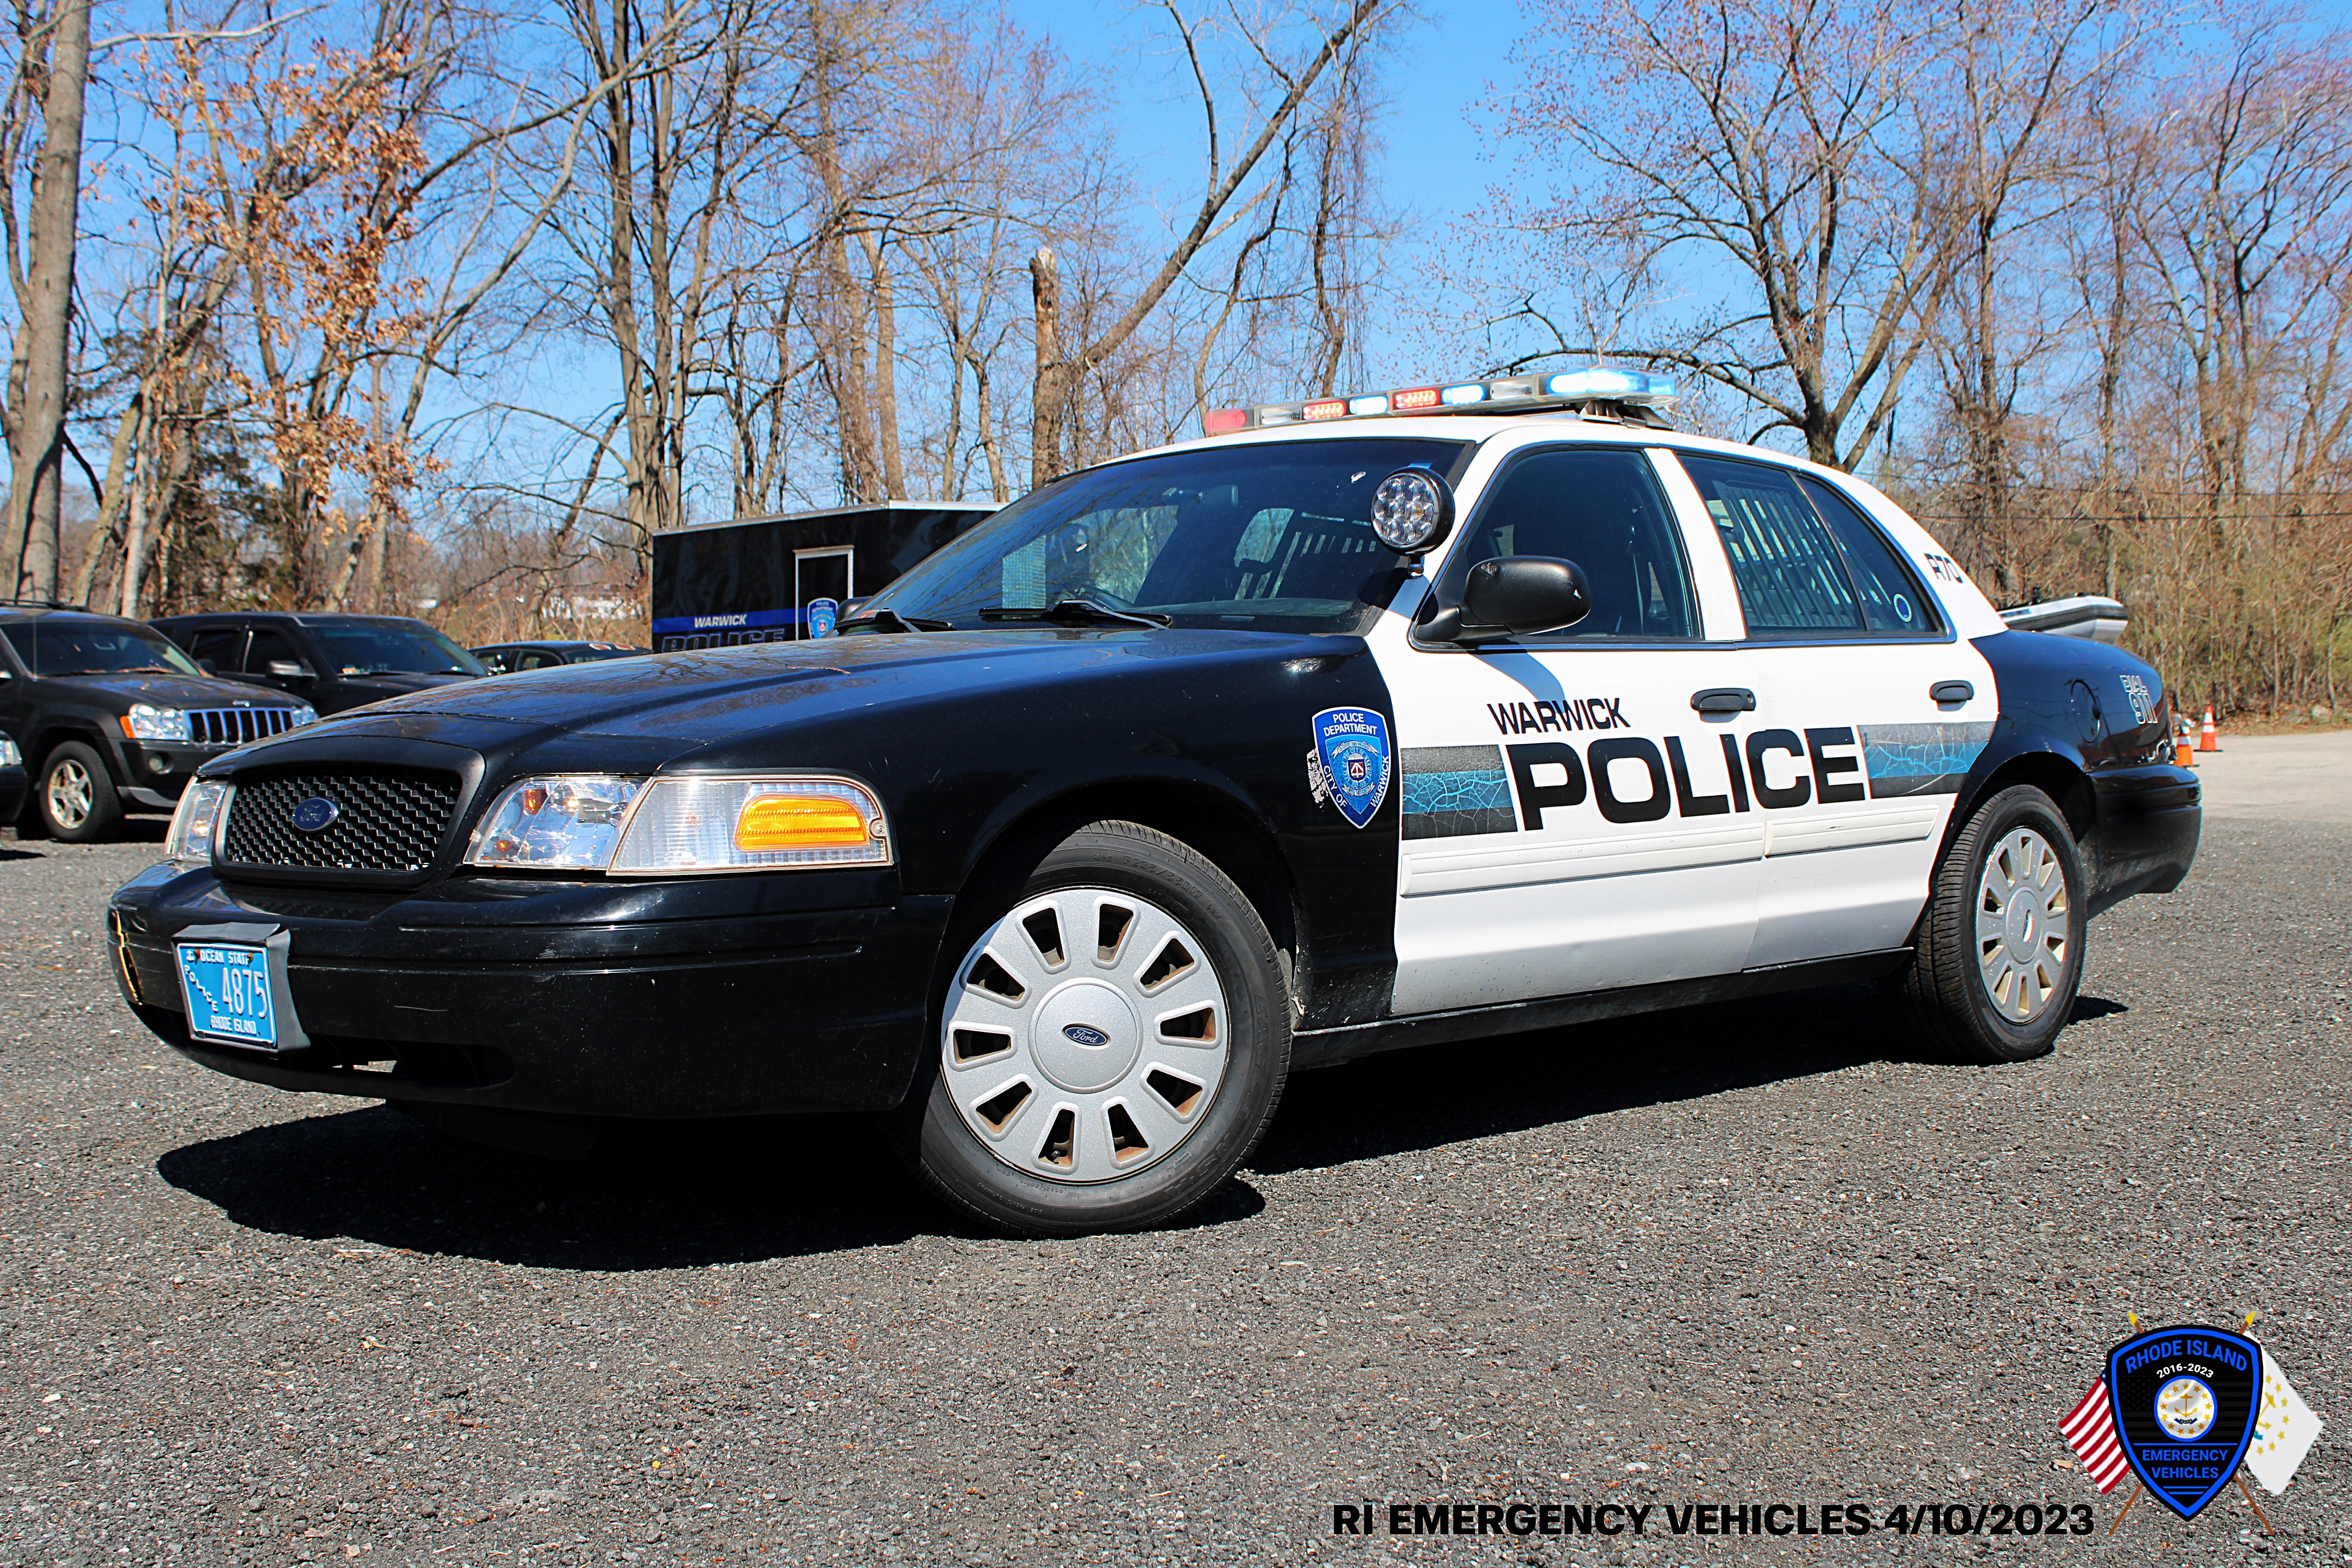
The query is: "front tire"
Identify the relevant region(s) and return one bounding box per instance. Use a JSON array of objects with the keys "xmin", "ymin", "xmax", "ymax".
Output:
[
  {"xmin": 903, "ymin": 821, "xmax": 1290, "ymax": 1236},
  {"xmin": 1889, "ymin": 784, "xmax": 2085, "ymax": 1063},
  {"xmin": 37, "ymin": 742, "xmax": 121, "ymax": 843}
]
